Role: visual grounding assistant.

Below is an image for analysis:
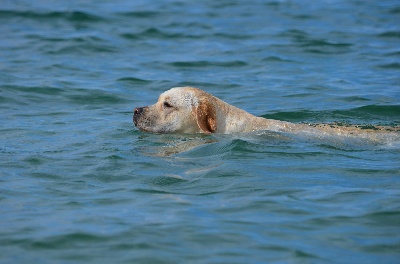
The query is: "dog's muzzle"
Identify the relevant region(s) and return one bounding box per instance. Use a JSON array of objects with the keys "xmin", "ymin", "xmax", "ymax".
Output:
[{"xmin": 133, "ymin": 107, "xmax": 144, "ymax": 127}]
